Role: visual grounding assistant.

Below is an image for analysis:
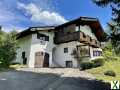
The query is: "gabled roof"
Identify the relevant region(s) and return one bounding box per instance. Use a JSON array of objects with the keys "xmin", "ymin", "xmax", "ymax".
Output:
[
  {"xmin": 16, "ymin": 26, "xmax": 55, "ymax": 39},
  {"xmin": 55, "ymin": 17, "xmax": 106, "ymax": 41},
  {"xmin": 55, "ymin": 17, "xmax": 98, "ymax": 28},
  {"xmin": 17, "ymin": 17, "xmax": 106, "ymax": 41}
]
